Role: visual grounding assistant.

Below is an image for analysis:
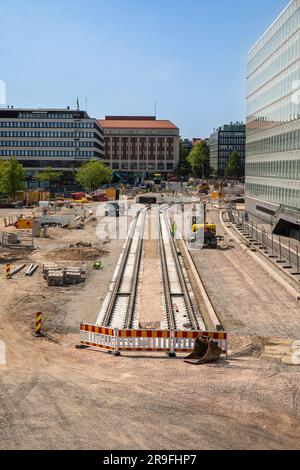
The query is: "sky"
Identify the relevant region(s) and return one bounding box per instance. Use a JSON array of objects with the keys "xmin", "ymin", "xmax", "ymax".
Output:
[{"xmin": 0, "ymin": 0, "xmax": 289, "ymax": 138}]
